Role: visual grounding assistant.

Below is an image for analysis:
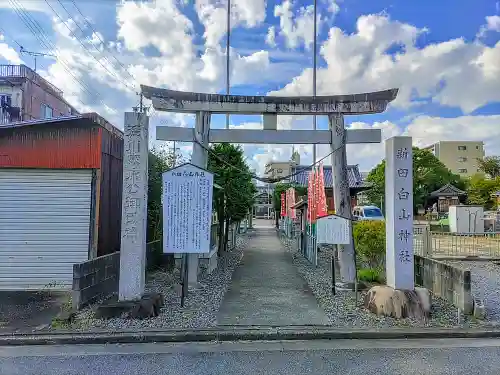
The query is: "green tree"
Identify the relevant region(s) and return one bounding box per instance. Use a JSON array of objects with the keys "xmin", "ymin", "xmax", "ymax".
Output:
[
  {"xmin": 466, "ymin": 174, "xmax": 500, "ymax": 208},
  {"xmin": 366, "ymin": 147, "xmax": 465, "ymax": 211},
  {"xmin": 272, "ymin": 182, "xmax": 307, "ymax": 228},
  {"xmin": 477, "ymin": 156, "xmax": 500, "ymax": 178},
  {"xmin": 208, "ymin": 144, "xmax": 256, "ymax": 252}
]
